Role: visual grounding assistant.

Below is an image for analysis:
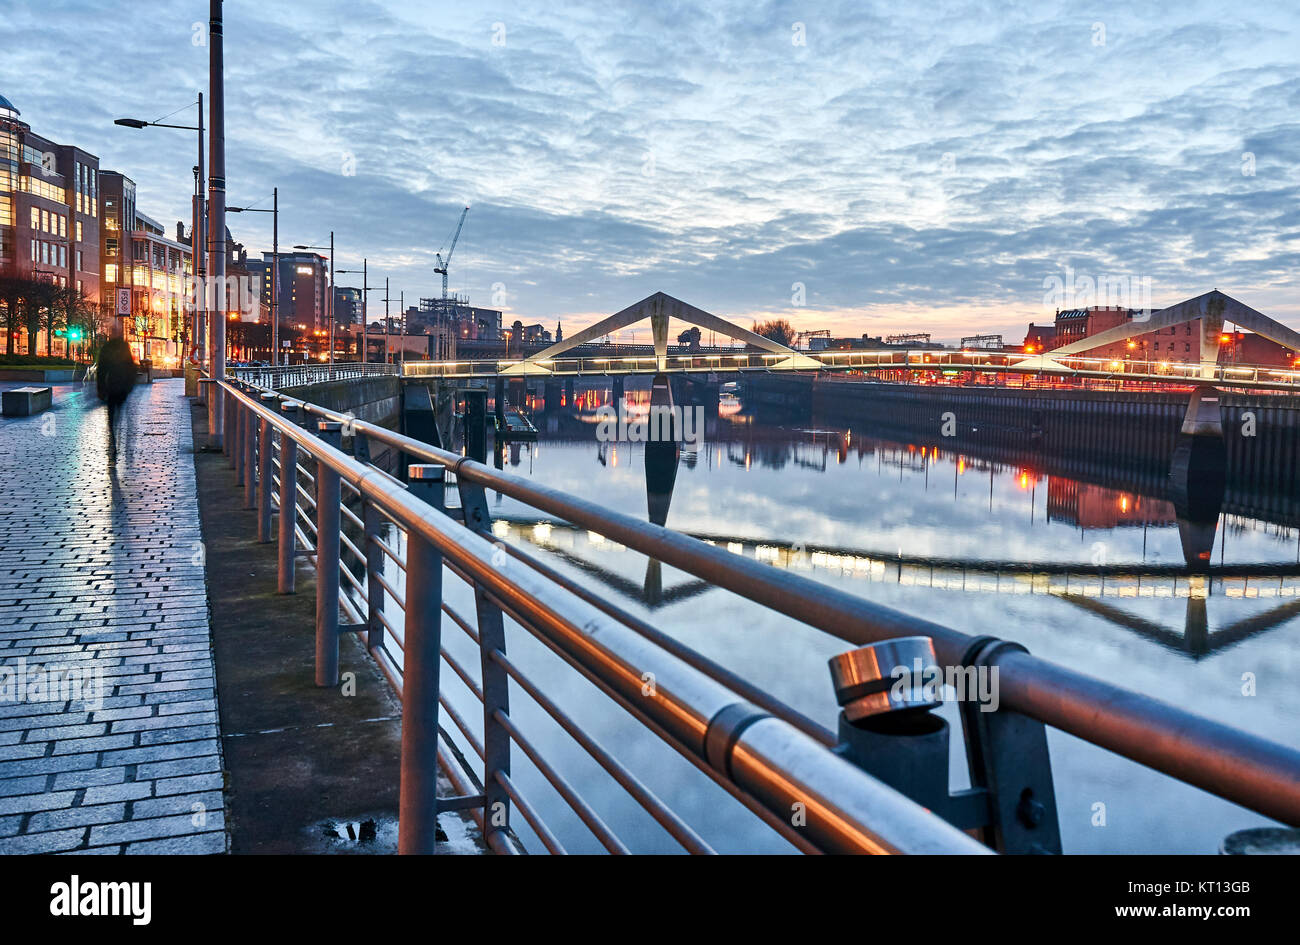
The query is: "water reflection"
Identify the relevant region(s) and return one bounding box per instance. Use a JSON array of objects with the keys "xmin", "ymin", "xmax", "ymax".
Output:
[{"xmin": 375, "ymin": 379, "xmax": 1300, "ymax": 853}]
